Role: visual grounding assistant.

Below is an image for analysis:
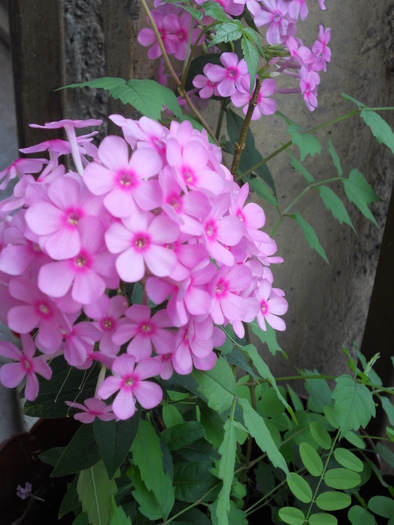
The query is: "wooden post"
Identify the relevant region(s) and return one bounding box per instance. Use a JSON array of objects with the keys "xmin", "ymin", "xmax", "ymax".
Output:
[{"xmin": 8, "ymin": 0, "xmax": 66, "ymax": 149}]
